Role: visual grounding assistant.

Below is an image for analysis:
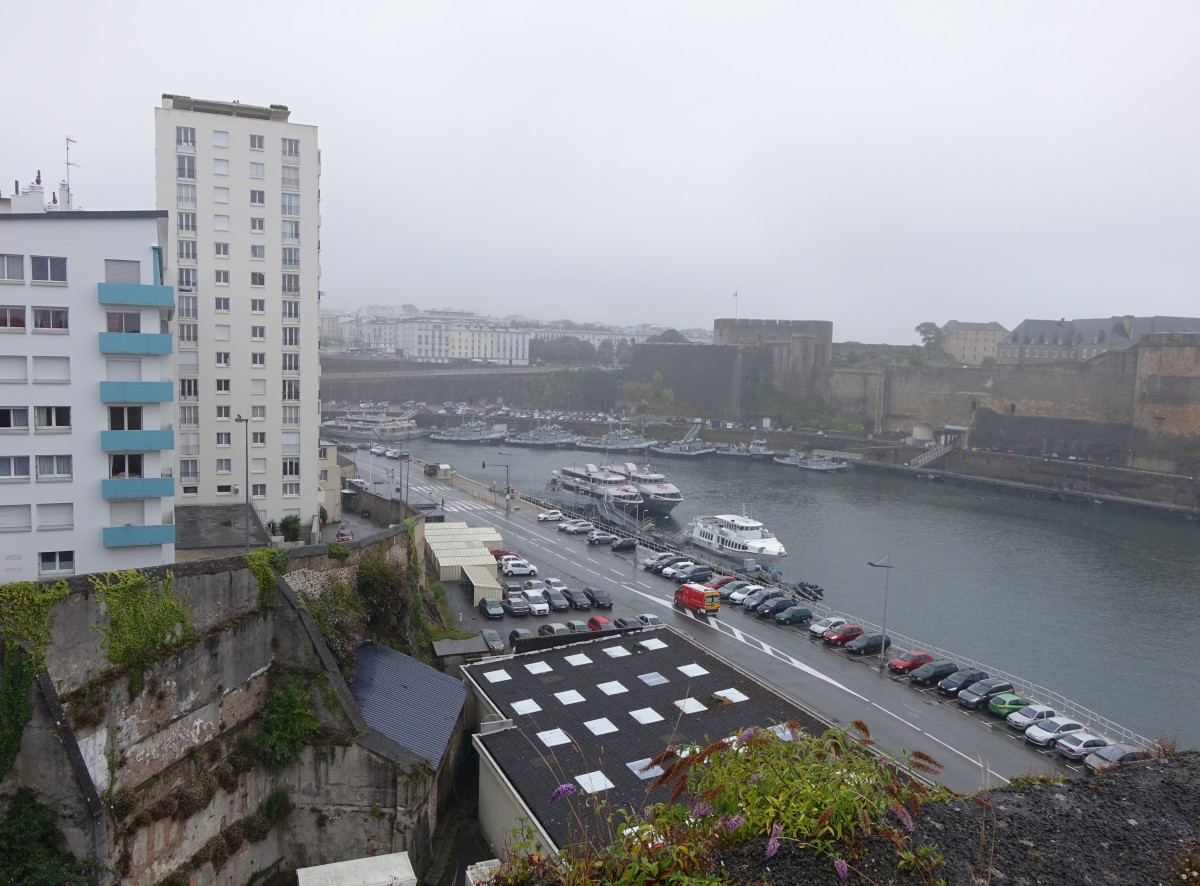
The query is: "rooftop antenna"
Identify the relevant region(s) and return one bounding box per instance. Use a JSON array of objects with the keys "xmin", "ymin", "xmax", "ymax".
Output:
[{"xmin": 65, "ymin": 137, "xmax": 79, "ymax": 210}]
